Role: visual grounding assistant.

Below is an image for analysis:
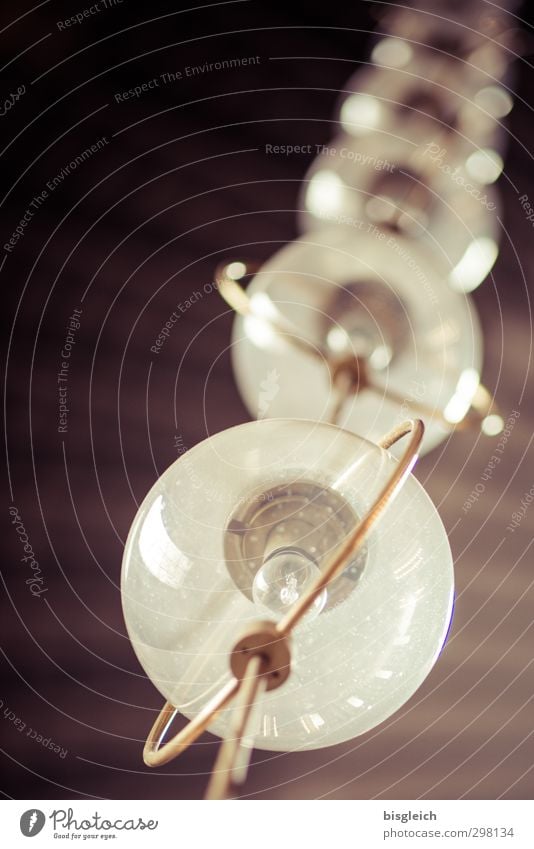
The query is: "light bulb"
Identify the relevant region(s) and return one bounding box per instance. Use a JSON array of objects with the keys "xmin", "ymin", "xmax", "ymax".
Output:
[
  {"xmin": 122, "ymin": 419, "xmax": 454, "ymax": 752},
  {"xmin": 252, "ymin": 548, "xmax": 327, "ymax": 620}
]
